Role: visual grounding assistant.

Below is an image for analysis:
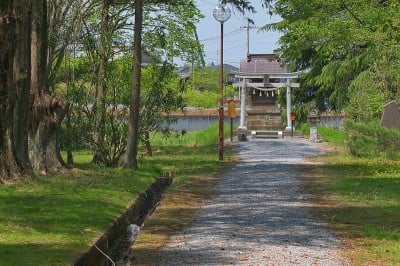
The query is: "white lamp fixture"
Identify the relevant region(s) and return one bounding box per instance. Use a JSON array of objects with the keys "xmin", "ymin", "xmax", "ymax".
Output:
[{"xmin": 213, "ymin": 4, "xmax": 231, "ymax": 23}]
